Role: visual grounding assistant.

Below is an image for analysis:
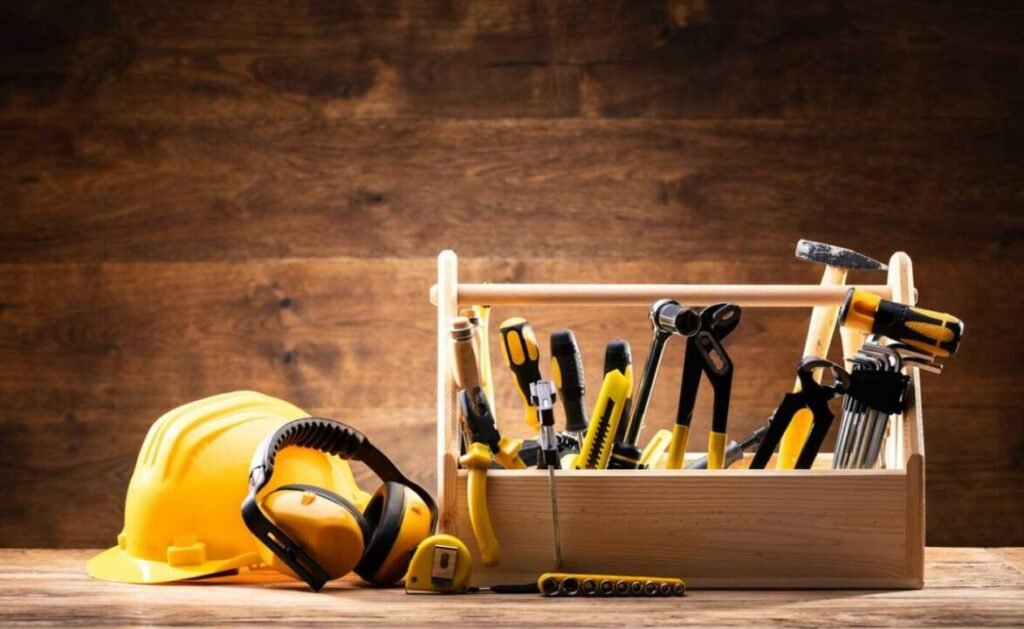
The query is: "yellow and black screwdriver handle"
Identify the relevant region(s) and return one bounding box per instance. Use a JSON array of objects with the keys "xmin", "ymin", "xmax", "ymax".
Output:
[
  {"xmin": 499, "ymin": 317, "xmax": 544, "ymax": 433},
  {"xmin": 839, "ymin": 288, "xmax": 963, "ymax": 357}
]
